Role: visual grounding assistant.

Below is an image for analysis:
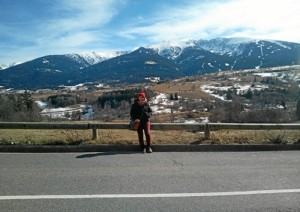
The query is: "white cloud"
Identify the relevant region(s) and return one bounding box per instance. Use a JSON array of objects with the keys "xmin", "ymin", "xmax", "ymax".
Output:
[
  {"xmin": 0, "ymin": 0, "xmax": 127, "ymax": 63},
  {"xmin": 42, "ymin": 0, "xmax": 126, "ymax": 46},
  {"xmin": 48, "ymin": 0, "xmax": 122, "ymax": 31},
  {"xmin": 120, "ymin": 0, "xmax": 300, "ymax": 43},
  {"xmin": 47, "ymin": 32, "xmax": 98, "ymax": 48}
]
